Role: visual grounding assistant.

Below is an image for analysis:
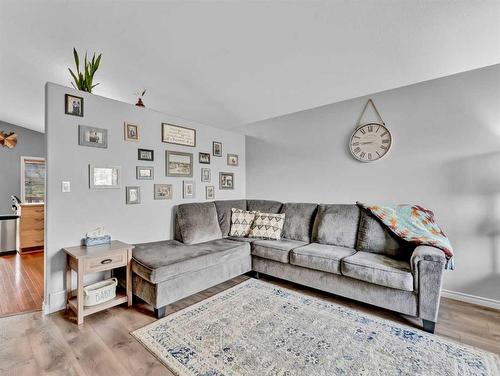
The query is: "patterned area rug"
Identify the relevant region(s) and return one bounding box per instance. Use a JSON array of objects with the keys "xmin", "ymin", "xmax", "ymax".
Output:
[{"xmin": 132, "ymin": 279, "xmax": 500, "ymax": 376}]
